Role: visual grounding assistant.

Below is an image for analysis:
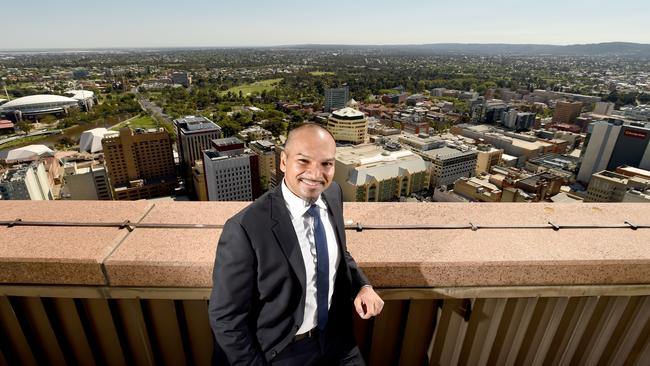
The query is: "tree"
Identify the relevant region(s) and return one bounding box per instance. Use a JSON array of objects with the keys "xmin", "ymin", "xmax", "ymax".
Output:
[
  {"xmin": 17, "ymin": 121, "xmax": 33, "ymax": 134},
  {"xmin": 262, "ymin": 119, "xmax": 285, "ymax": 137},
  {"xmin": 639, "ymin": 93, "xmax": 650, "ymax": 104}
]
